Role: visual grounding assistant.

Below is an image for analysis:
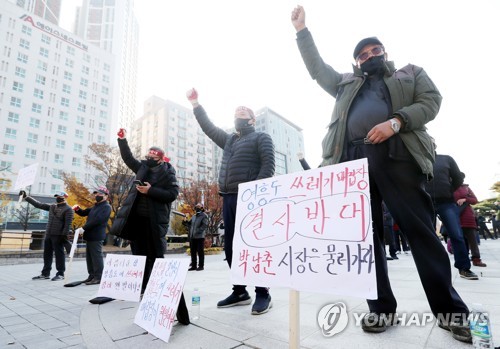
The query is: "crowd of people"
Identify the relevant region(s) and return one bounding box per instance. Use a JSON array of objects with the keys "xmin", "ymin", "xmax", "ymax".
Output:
[{"xmin": 15, "ymin": 5, "xmax": 500, "ymax": 345}]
